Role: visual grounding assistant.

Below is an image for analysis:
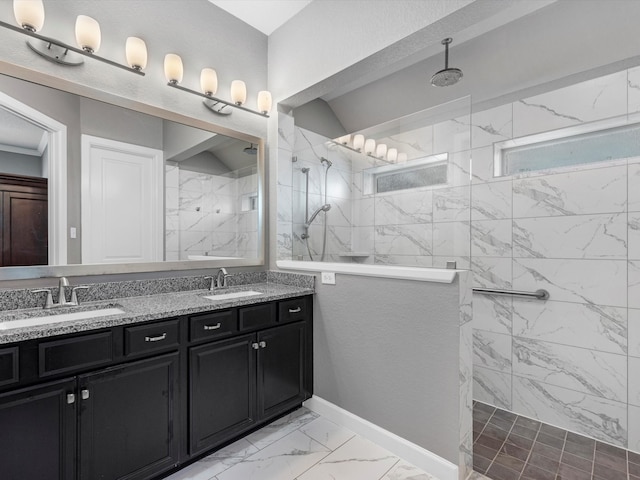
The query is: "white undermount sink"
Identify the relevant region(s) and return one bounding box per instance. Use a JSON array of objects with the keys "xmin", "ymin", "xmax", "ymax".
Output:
[
  {"xmin": 0, "ymin": 307, "xmax": 125, "ymax": 330},
  {"xmin": 204, "ymin": 291, "xmax": 264, "ymax": 301}
]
